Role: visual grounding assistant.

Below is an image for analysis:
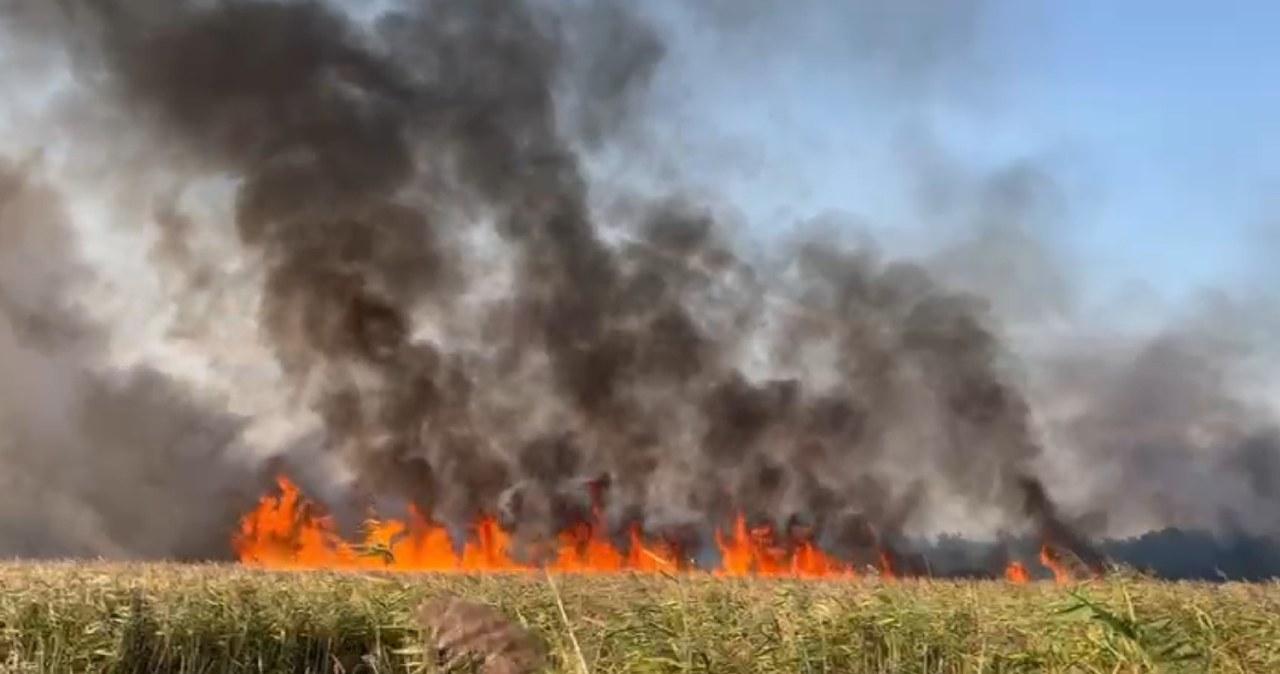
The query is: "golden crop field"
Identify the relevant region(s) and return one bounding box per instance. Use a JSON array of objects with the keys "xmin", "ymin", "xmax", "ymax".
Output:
[{"xmin": 1, "ymin": 562, "xmax": 1278, "ymax": 673}]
